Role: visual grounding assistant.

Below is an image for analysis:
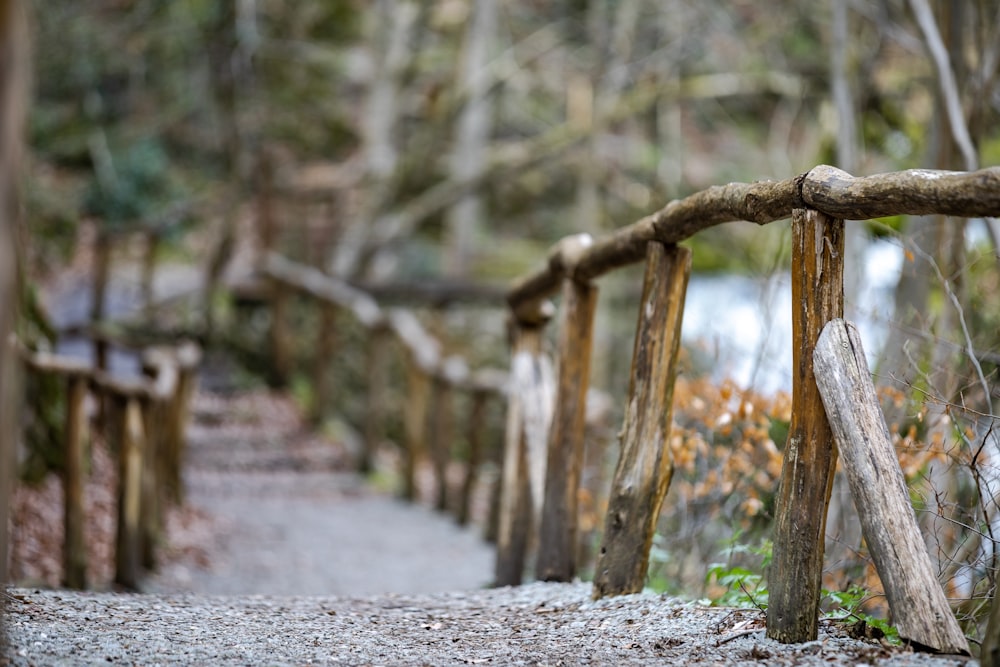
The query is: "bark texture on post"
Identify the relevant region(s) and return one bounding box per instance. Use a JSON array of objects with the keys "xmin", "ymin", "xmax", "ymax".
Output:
[
  {"xmin": 766, "ymin": 208, "xmax": 844, "ymax": 643},
  {"xmin": 813, "ymin": 320, "xmax": 969, "ymax": 655},
  {"xmin": 63, "ymin": 374, "xmax": 89, "ymax": 589},
  {"xmin": 496, "ymin": 324, "xmax": 550, "ymax": 587},
  {"xmin": 113, "ymin": 396, "xmax": 145, "ymax": 590},
  {"xmin": 592, "ymin": 242, "xmax": 690, "ymax": 598},
  {"xmin": 536, "ymin": 278, "xmax": 598, "ymax": 582}
]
